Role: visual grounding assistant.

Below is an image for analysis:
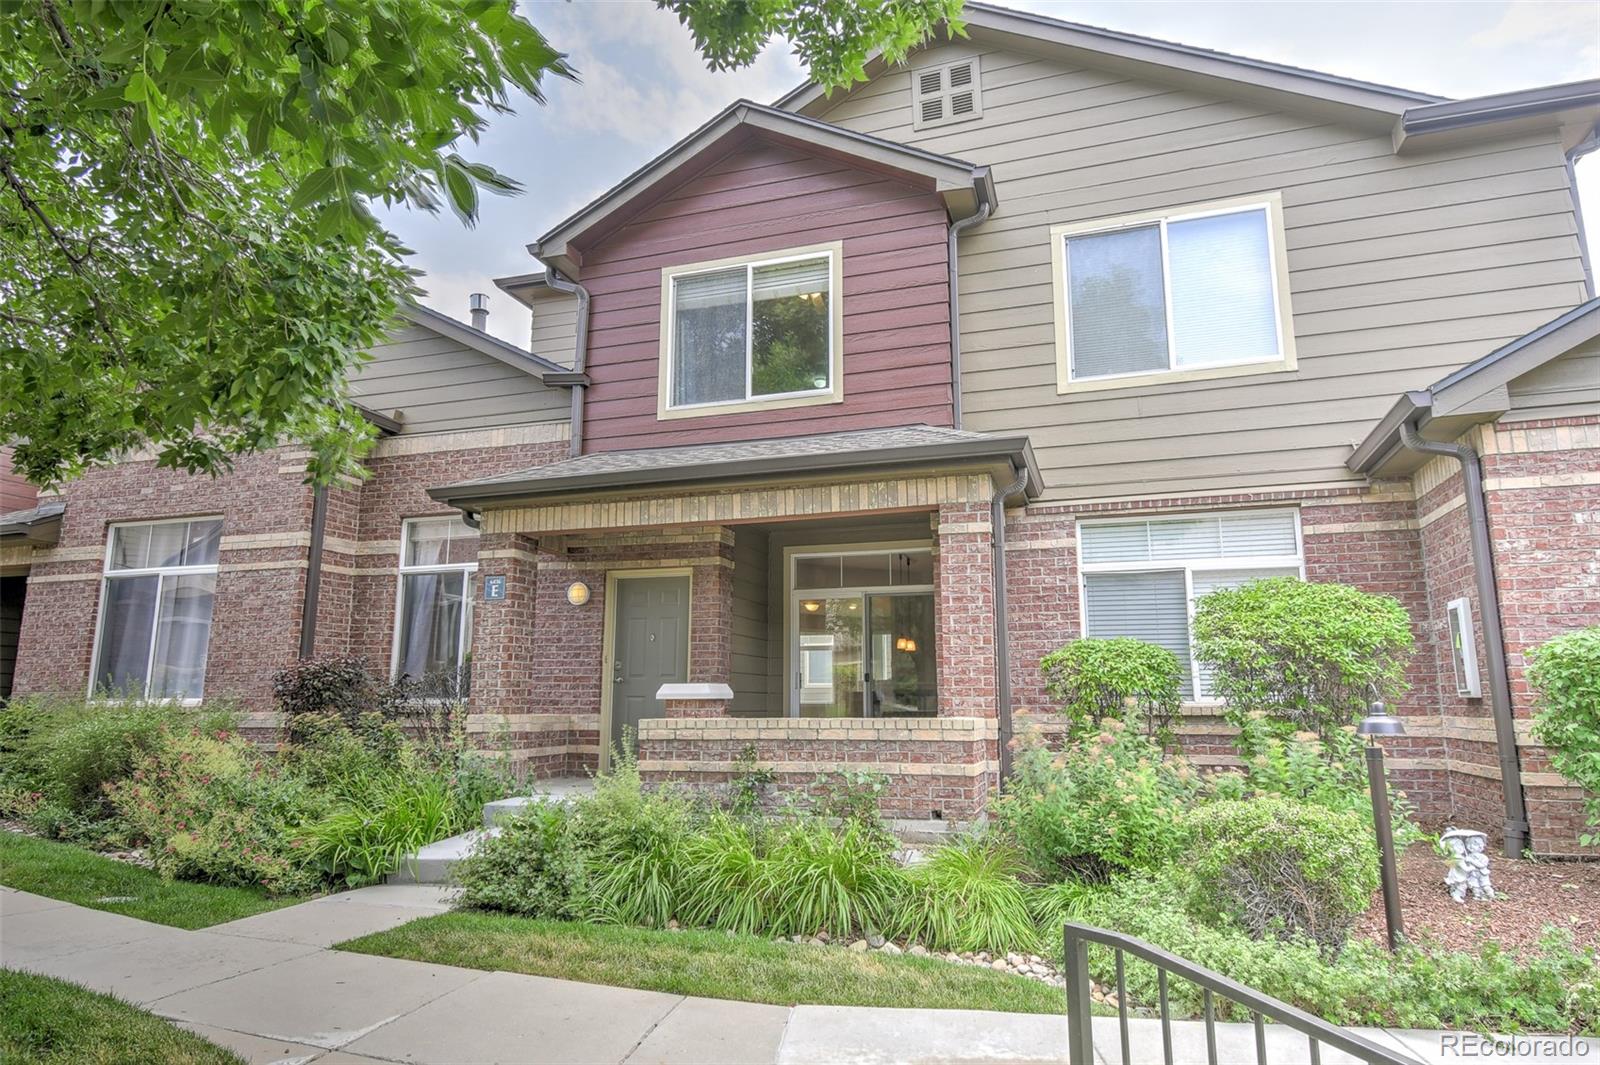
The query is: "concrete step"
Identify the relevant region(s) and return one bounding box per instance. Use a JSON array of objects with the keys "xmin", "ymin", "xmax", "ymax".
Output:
[
  {"xmin": 391, "ymin": 827, "xmax": 497, "ymax": 885},
  {"xmin": 482, "ymin": 778, "xmax": 595, "ymax": 829}
]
